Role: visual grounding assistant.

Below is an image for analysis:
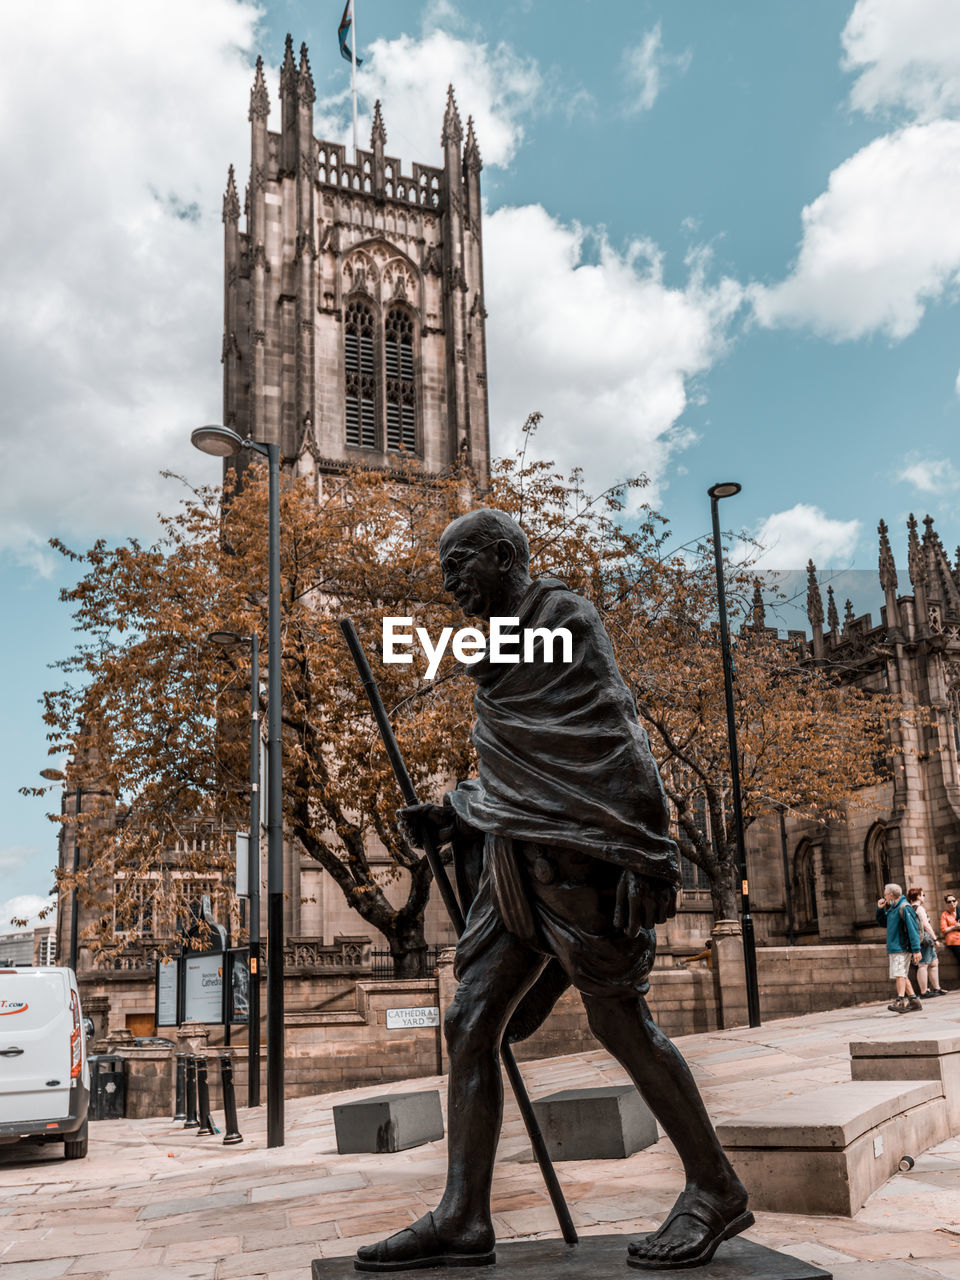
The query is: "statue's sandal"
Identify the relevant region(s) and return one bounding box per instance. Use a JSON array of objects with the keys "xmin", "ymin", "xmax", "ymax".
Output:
[
  {"xmin": 354, "ymin": 1213, "xmax": 496, "ymax": 1272},
  {"xmin": 627, "ymin": 1205, "xmax": 755, "ymax": 1271}
]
